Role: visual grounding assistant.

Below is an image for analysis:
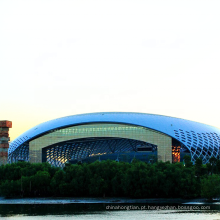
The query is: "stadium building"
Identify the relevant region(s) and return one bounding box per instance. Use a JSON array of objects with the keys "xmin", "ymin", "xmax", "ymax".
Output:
[{"xmin": 8, "ymin": 112, "xmax": 220, "ymax": 167}]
